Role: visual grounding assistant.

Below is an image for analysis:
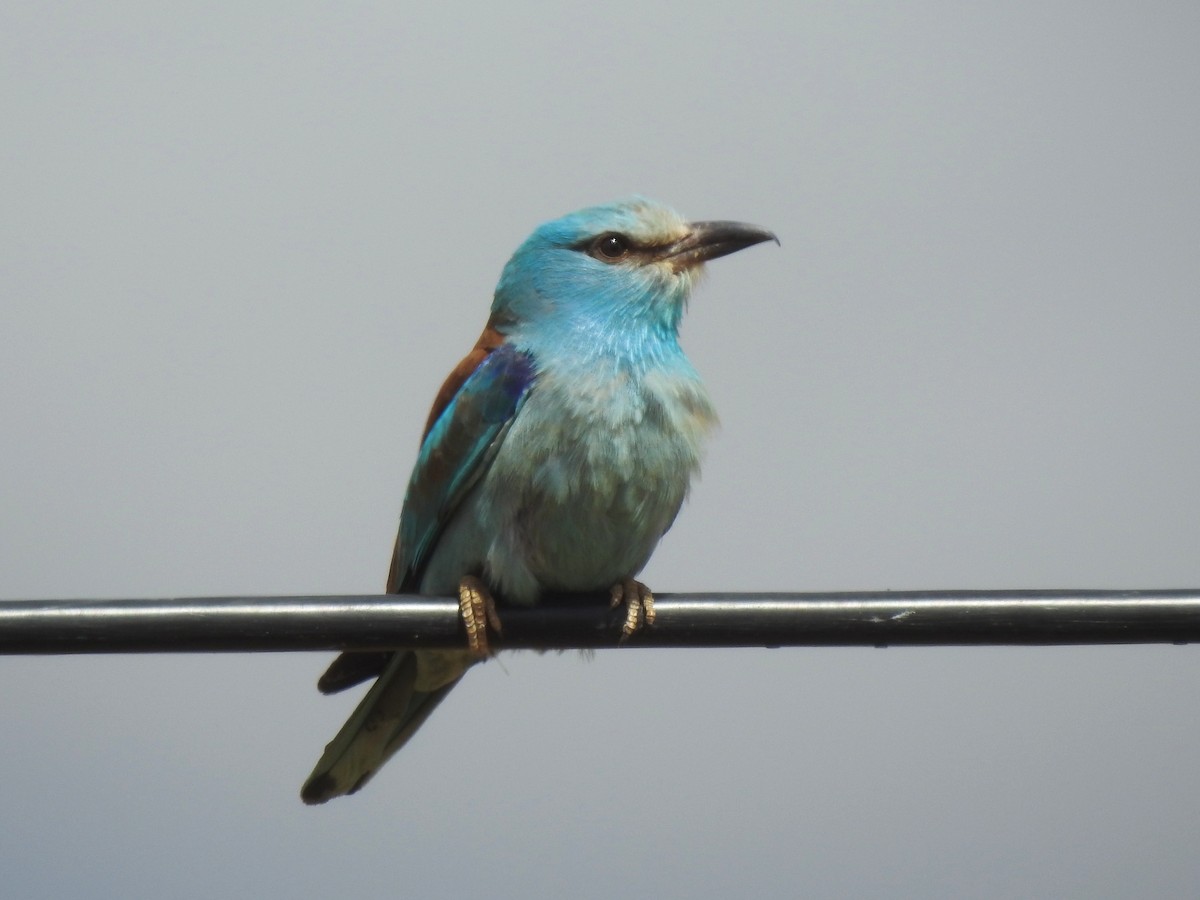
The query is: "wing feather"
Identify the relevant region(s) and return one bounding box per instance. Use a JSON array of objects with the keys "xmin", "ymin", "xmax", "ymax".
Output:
[{"xmin": 388, "ymin": 337, "xmax": 535, "ymax": 592}]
